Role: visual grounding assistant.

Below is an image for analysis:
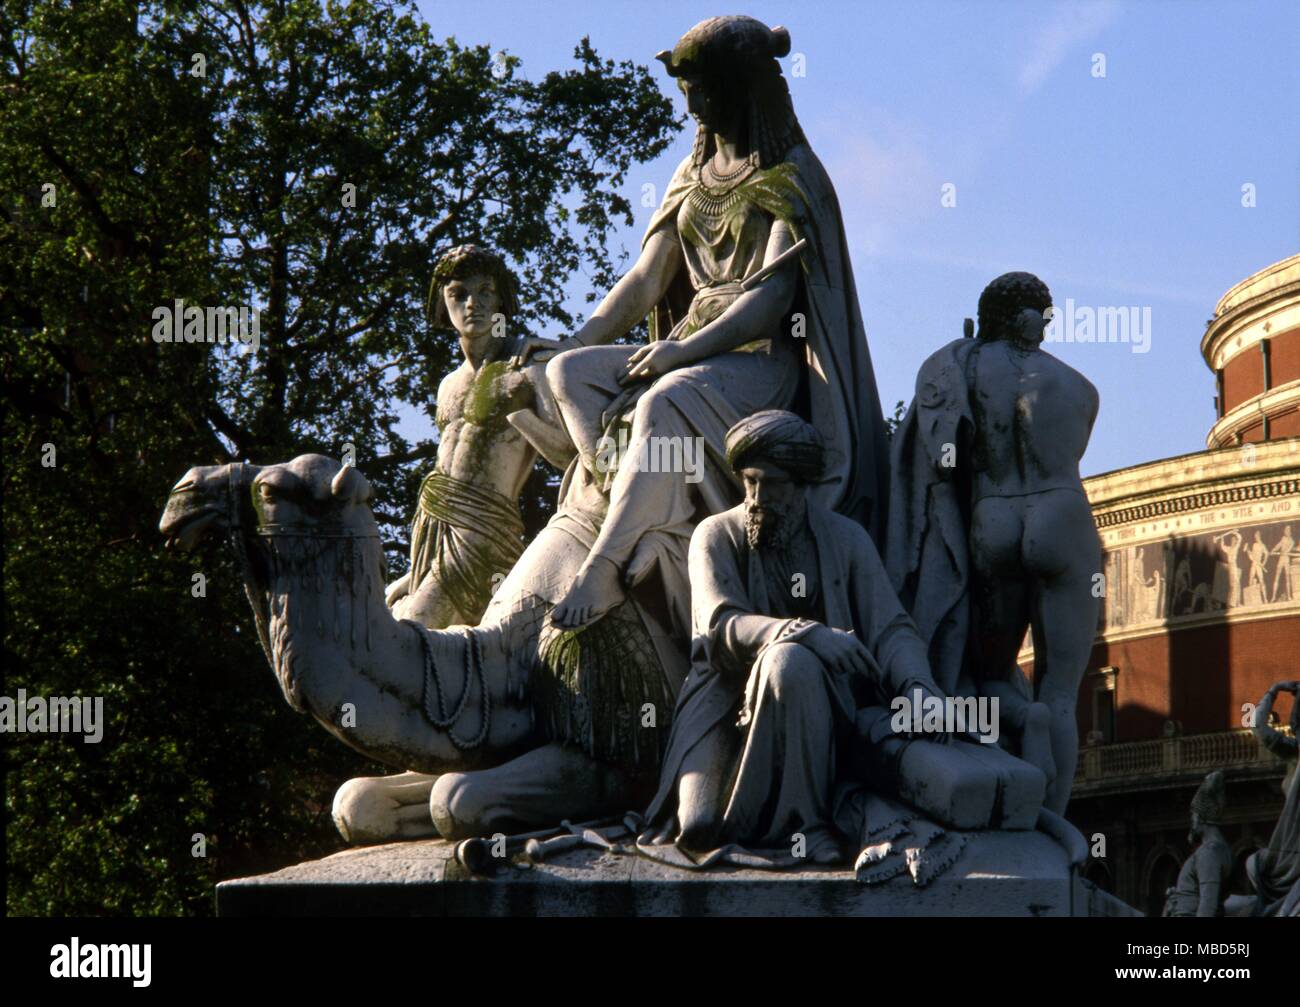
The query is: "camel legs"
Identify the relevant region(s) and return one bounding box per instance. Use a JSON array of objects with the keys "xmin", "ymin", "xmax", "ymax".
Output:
[
  {"xmin": 429, "ymin": 742, "xmax": 644, "ymax": 840},
  {"xmin": 330, "ymin": 742, "xmax": 637, "ymax": 846},
  {"xmin": 333, "ymin": 771, "xmax": 441, "ymax": 844}
]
